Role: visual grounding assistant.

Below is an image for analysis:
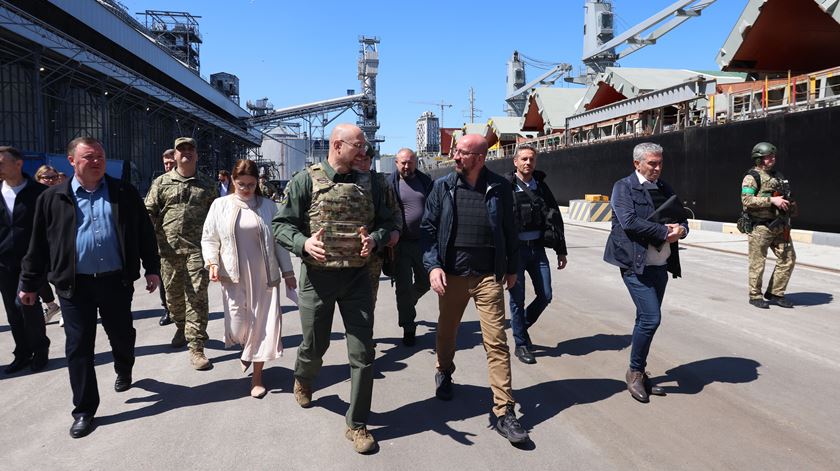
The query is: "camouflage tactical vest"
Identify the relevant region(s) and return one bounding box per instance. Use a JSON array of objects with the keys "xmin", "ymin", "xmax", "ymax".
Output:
[{"xmin": 306, "ymin": 164, "xmax": 374, "ymax": 269}]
